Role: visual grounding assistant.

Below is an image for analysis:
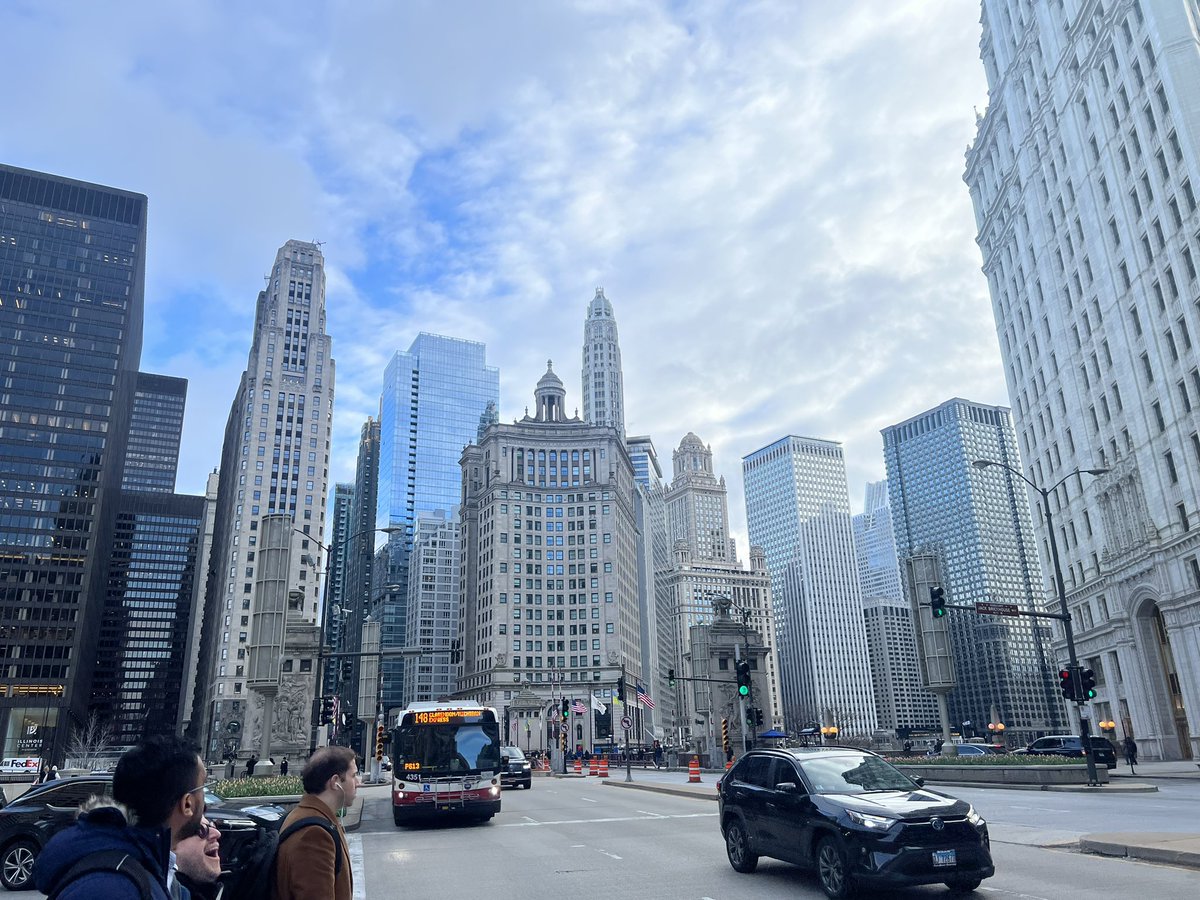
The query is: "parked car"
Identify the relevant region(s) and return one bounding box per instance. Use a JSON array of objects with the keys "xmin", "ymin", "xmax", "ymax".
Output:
[
  {"xmin": 718, "ymin": 747, "xmax": 994, "ymax": 898},
  {"xmin": 0, "ymin": 775, "xmax": 285, "ymax": 891},
  {"xmin": 926, "ymin": 744, "xmax": 1000, "ymax": 758},
  {"xmin": 499, "ymin": 747, "xmax": 532, "ymax": 790},
  {"xmin": 1023, "ymin": 735, "xmax": 1117, "ymax": 768}
]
